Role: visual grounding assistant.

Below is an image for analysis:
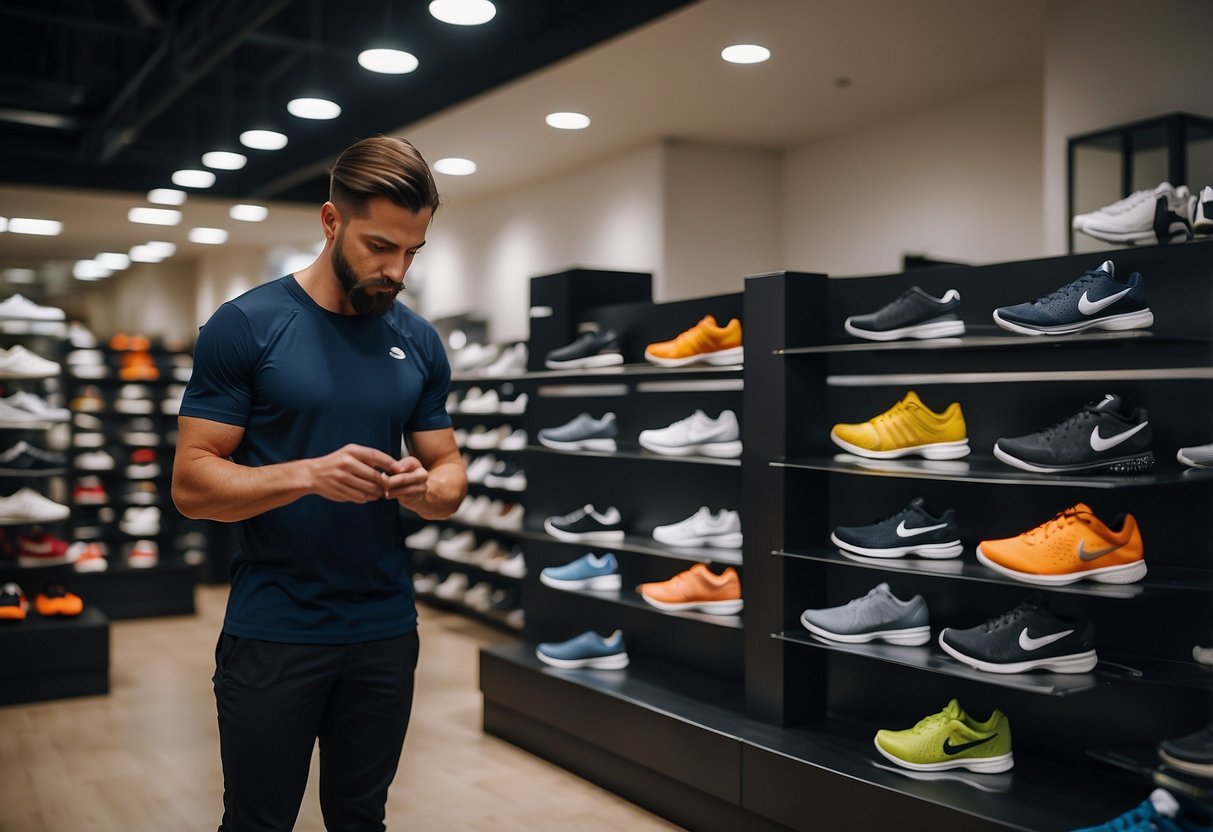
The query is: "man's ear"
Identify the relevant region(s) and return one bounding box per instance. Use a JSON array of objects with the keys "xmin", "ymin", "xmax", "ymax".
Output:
[{"xmin": 321, "ymin": 202, "xmax": 341, "ymax": 242}]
